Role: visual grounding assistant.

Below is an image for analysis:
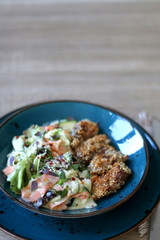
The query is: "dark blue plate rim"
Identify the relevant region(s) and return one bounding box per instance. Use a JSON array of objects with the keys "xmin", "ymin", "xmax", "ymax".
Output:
[{"xmin": 0, "ymin": 100, "xmax": 149, "ymax": 218}]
